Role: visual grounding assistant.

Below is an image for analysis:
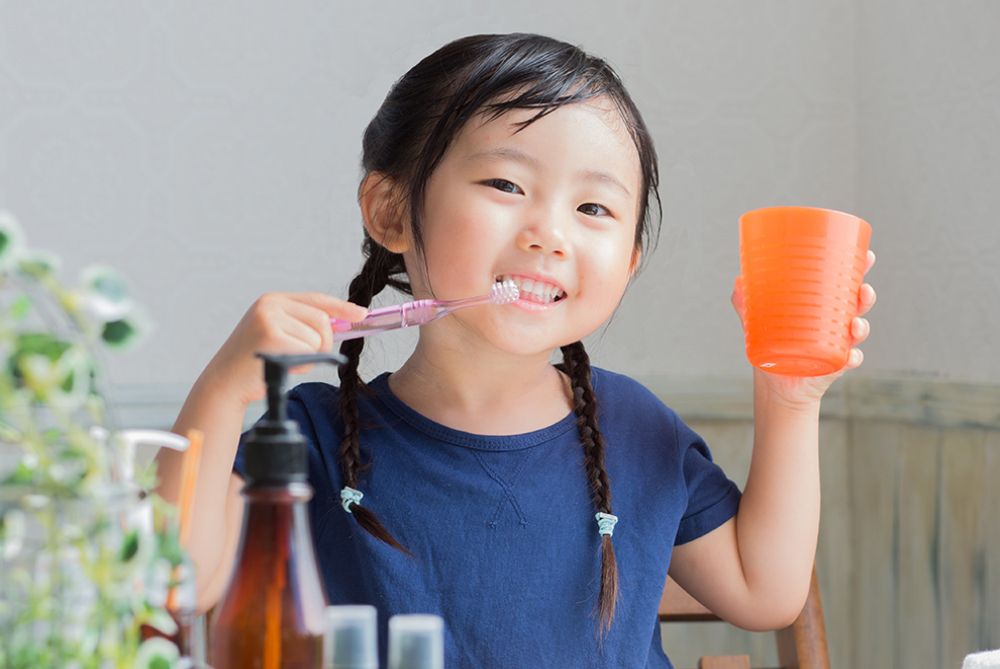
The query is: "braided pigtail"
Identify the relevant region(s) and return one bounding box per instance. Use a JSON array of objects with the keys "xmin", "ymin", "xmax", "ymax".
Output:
[
  {"xmin": 561, "ymin": 341, "xmax": 619, "ymax": 634},
  {"xmin": 338, "ymin": 237, "xmax": 411, "ymax": 555}
]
